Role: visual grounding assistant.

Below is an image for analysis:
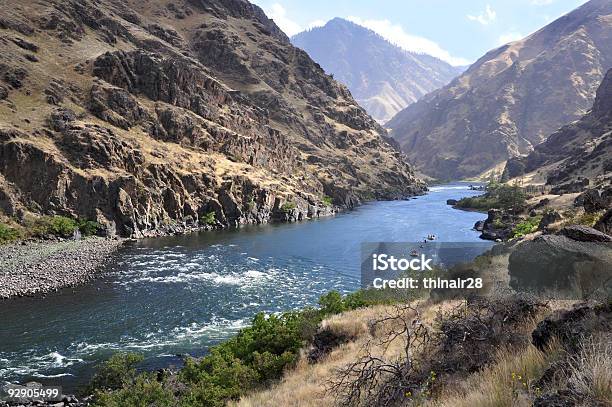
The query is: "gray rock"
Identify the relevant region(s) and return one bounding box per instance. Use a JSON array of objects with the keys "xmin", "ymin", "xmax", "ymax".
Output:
[
  {"xmin": 509, "ymin": 235, "xmax": 612, "ymax": 299},
  {"xmin": 550, "ymin": 178, "xmax": 590, "ymax": 194},
  {"xmin": 557, "ymin": 225, "xmax": 612, "ymax": 242},
  {"xmin": 574, "ymin": 188, "xmax": 610, "ymax": 213},
  {"xmin": 532, "ymin": 303, "xmax": 612, "ymax": 352},
  {"xmin": 594, "ymin": 208, "xmax": 612, "ymax": 235},
  {"xmin": 538, "ymin": 210, "xmax": 562, "ymax": 230}
]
